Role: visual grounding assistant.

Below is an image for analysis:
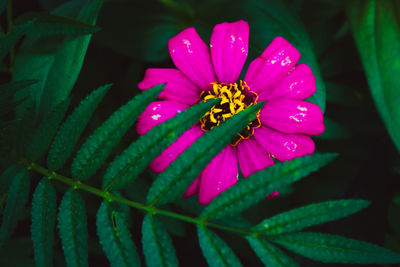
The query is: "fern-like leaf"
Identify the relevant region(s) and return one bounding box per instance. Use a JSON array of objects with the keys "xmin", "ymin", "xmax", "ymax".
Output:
[
  {"xmin": 146, "ymin": 102, "xmax": 263, "ymax": 206},
  {"xmin": 142, "ymin": 213, "xmax": 178, "ymax": 267},
  {"xmin": 96, "ymin": 201, "xmax": 141, "ymax": 267},
  {"xmin": 47, "ymin": 84, "xmax": 111, "ymax": 170},
  {"xmin": 102, "ymin": 98, "xmax": 219, "ymax": 191},
  {"xmin": 71, "ymin": 84, "xmax": 162, "ymax": 180},
  {"xmin": 197, "ymin": 225, "xmax": 242, "ymax": 267},
  {"xmin": 31, "ymin": 178, "xmax": 57, "ymax": 267},
  {"xmin": 200, "ymin": 153, "xmax": 338, "ymax": 220}
]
